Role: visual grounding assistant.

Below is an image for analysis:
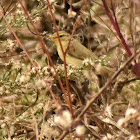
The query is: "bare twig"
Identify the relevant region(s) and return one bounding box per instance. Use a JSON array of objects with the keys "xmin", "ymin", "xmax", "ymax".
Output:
[
  {"xmin": 102, "ymin": 0, "xmax": 140, "ymax": 79},
  {"xmin": 46, "ymin": 0, "xmax": 74, "ymax": 118},
  {"xmin": 0, "ymin": 9, "xmax": 59, "ymax": 107},
  {"xmin": 58, "ymin": 48, "xmax": 140, "ymax": 139}
]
